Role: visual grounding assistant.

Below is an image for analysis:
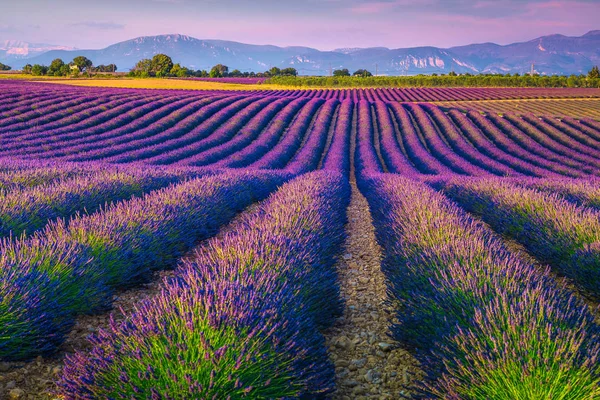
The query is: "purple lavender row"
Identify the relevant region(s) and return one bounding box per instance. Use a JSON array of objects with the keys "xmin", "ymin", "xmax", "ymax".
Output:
[
  {"xmin": 466, "ymin": 111, "xmax": 584, "ymax": 177},
  {"xmin": 0, "ymin": 94, "xmax": 133, "ymax": 137},
  {"xmin": 501, "ymin": 113, "xmax": 600, "ymax": 172},
  {"xmin": 249, "ymin": 98, "xmax": 325, "ymax": 169},
  {"xmin": 423, "ymin": 104, "xmax": 520, "ymax": 176},
  {"xmin": 519, "ymin": 114, "xmax": 600, "ymax": 162},
  {"xmin": 176, "ymin": 97, "xmax": 292, "ymax": 167},
  {"xmin": 0, "ymin": 93, "xmax": 82, "ymax": 120},
  {"xmin": 557, "ymin": 116, "xmax": 600, "ymax": 144},
  {"xmin": 0, "ymin": 94, "xmax": 117, "ymax": 134},
  {"xmin": 540, "ymin": 116, "xmax": 600, "ymax": 149},
  {"xmin": 374, "ymin": 101, "xmax": 420, "ymax": 176},
  {"xmin": 23, "ymin": 96, "xmax": 200, "ymax": 159},
  {"xmin": 286, "ymin": 99, "xmax": 339, "ymax": 174},
  {"xmin": 359, "ymin": 172, "xmax": 600, "ymax": 397},
  {"xmin": 0, "ymin": 94, "xmax": 172, "ymax": 153},
  {"xmin": 407, "ymin": 104, "xmax": 489, "ymax": 176},
  {"xmin": 0, "ymin": 169, "xmax": 289, "ymax": 360},
  {"xmin": 212, "ymin": 97, "xmax": 310, "ymax": 168},
  {"xmin": 61, "ymin": 96, "xmax": 228, "ymax": 162},
  {"xmin": 145, "ymin": 97, "xmax": 274, "ymax": 165},
  {"xmin": 57, "ymin": 170, "xmax": 348, "ymax": 398},
  {"xmin": 0, "ymin": 161, "xmax": 121, "ymax": 190},
  {"xmin": 321, "ymin": 99, "xmax": 353, "ymax": 174},
  {"xmin": 511, "ymin": 176, "xmax": 600, "ymax": 210},
  {"xmin": 0, "ymin": 92, "xmax": 50, "ymax": 114},
  {"xmin": 355, "ymin": 100, "xmax": 384, "ymax": 176},
  {"xmin": 0, "ymin": 93, "xmax": 153, "ymax": 138},
  {"xmin": 0, "ymin": 168, "xmax": 193, "ymax": 238},
  {"xmin": 107, "ymin": 96, "xmax": 261, "ymax": 163},
  {"xmin": 0, "ymin": 94, "xmax": 87, "ymax": 130},
  {"xmin": 446, "ymin": 109, "xmax": 558, "ymax": 177},
  {"xmin": 388, "ymin": 103, "xmax": 453, "ymax": 175},
  {"xmin": 581, "ymin": 118, "xmax": 600, "ymax": 134},
  {"xmin": 435, "ymin": 176, "xmax": 600, "ymax": 297},
  {"xmin": 483, "ymin": 112, "xmax": 589, "ymax": 176}
]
